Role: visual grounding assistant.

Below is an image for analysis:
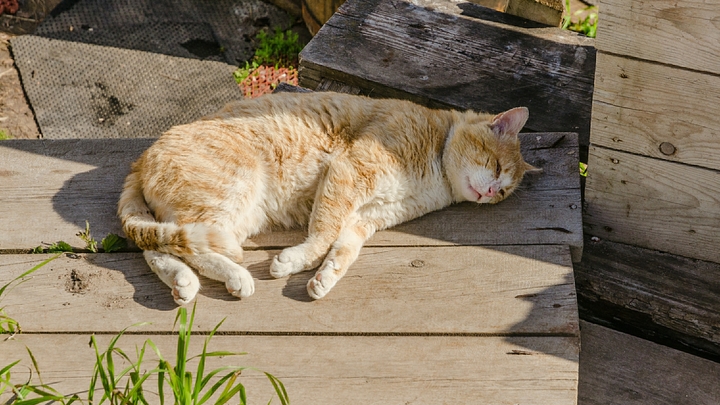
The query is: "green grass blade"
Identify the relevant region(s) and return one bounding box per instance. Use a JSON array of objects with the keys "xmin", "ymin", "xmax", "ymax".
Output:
[
  {"xmin": 0, "ymin": 359, "xmax": 20, "ymax": 376},
  {"xmin": 0, "ymin": 254, "xmax": 61, "ymax": 298},
  {"xmin": 265, "ymin": 372, "xmax": 290, "ymax": 405},
  {"xmin": 215, "ymin": 373, "xmax": 245, "ymax": 405},
  {"xmin": 24, "ymin": 347, "xmax": 43, "ymax": 387}
]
